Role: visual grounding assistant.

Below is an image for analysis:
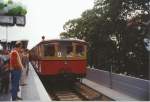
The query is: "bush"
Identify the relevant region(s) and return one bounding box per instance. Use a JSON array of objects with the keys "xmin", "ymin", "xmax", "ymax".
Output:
[
  {"xmin": 0, "ymin": 1, "xmax": 27, "ymax": 16},
  {"xmin": 0, "ymin": 3, "xmax": 5, "ymax": 10},
  {"xmin": 6, "ymin": 6, "xmax": 27, "ymax": 16}
]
